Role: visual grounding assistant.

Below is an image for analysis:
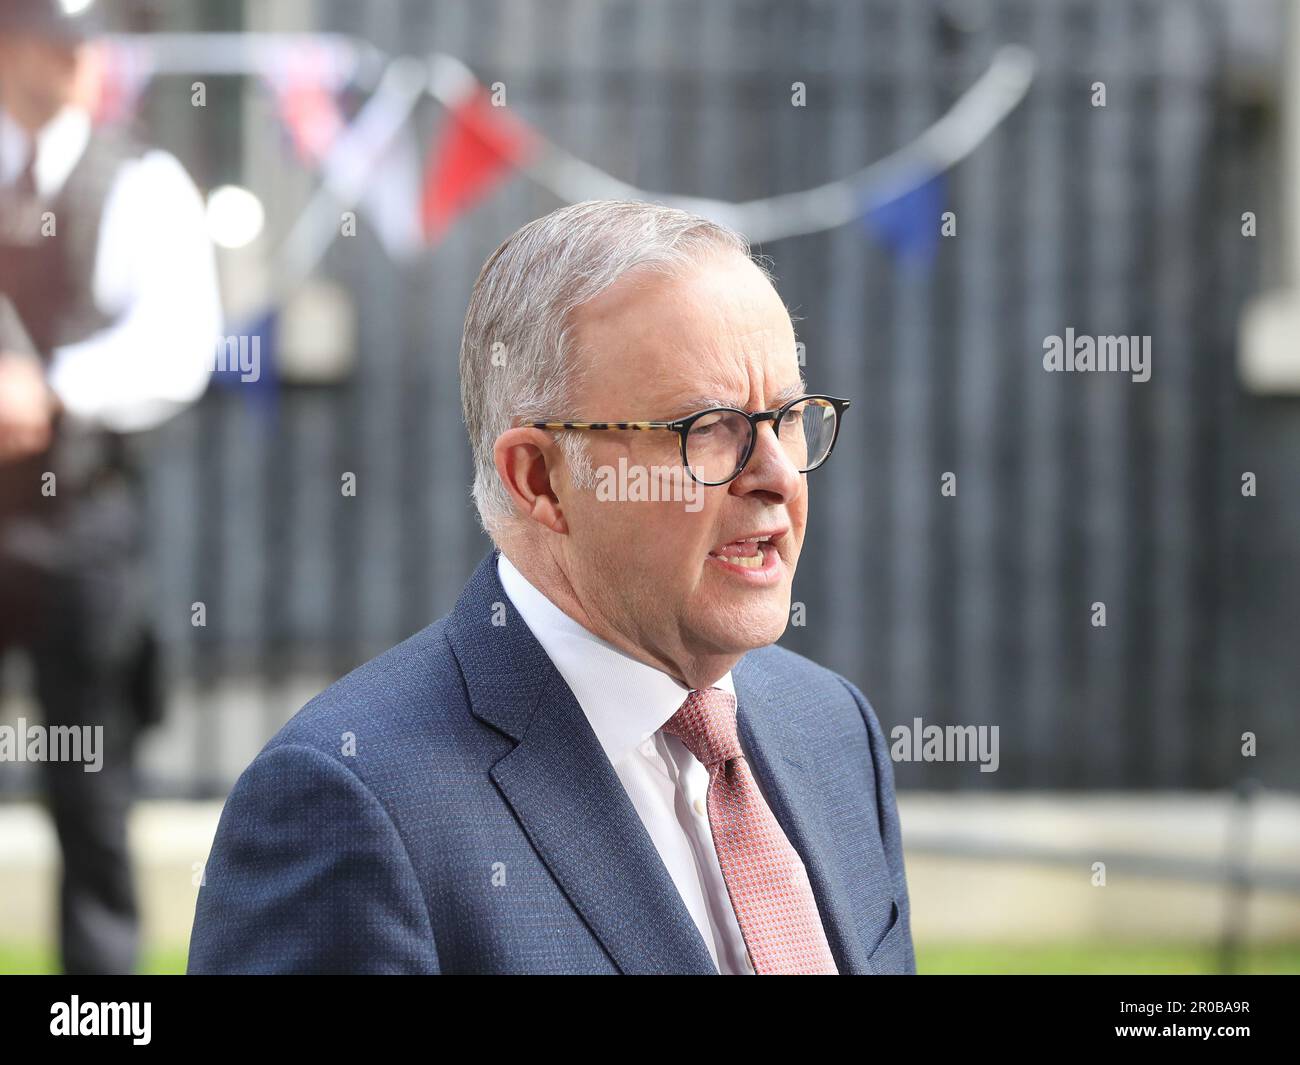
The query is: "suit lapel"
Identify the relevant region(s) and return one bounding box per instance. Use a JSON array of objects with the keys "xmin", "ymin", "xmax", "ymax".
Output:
[
  {"xmin": 733, "ymin": 659, "xmax": 874, "ymax": 975},
  {"xmin": 446, "ymin": 551, "xmax": 717, "ymax": 975}
]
